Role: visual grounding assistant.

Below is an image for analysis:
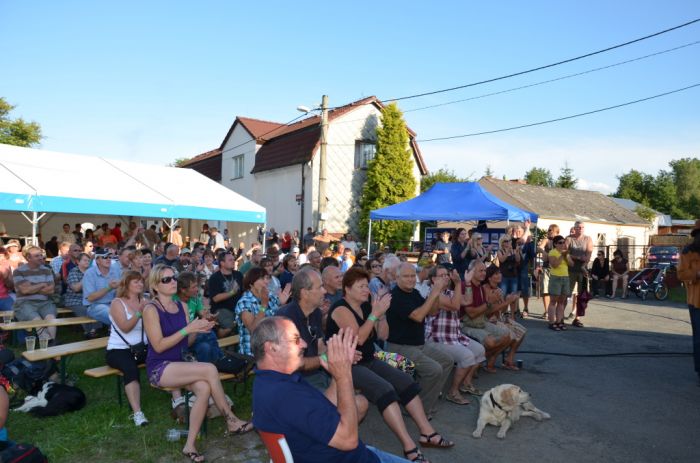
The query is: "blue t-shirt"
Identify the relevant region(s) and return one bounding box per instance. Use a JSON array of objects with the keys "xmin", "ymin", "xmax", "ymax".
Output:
[
  {"xmin": 252, "ymin": 369, "xmax": 379, "ymax": 463},
  {"xmin": 82, "ymin": 264, "xmax": 121, "ymax": 306}
]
